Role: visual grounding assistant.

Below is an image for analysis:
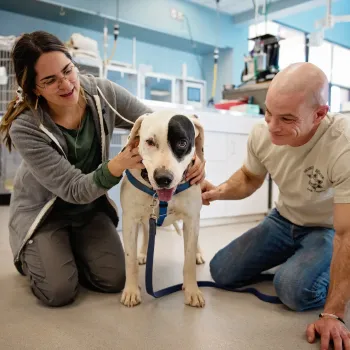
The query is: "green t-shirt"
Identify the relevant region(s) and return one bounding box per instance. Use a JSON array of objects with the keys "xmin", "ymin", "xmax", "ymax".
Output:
[
  {"xmin": 54, "ymin": 108, "xmax": 122, "ymax": 214},
  {"xmin": 58, "ymin": 108, "xmax": 101, "ymax": 174}
]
